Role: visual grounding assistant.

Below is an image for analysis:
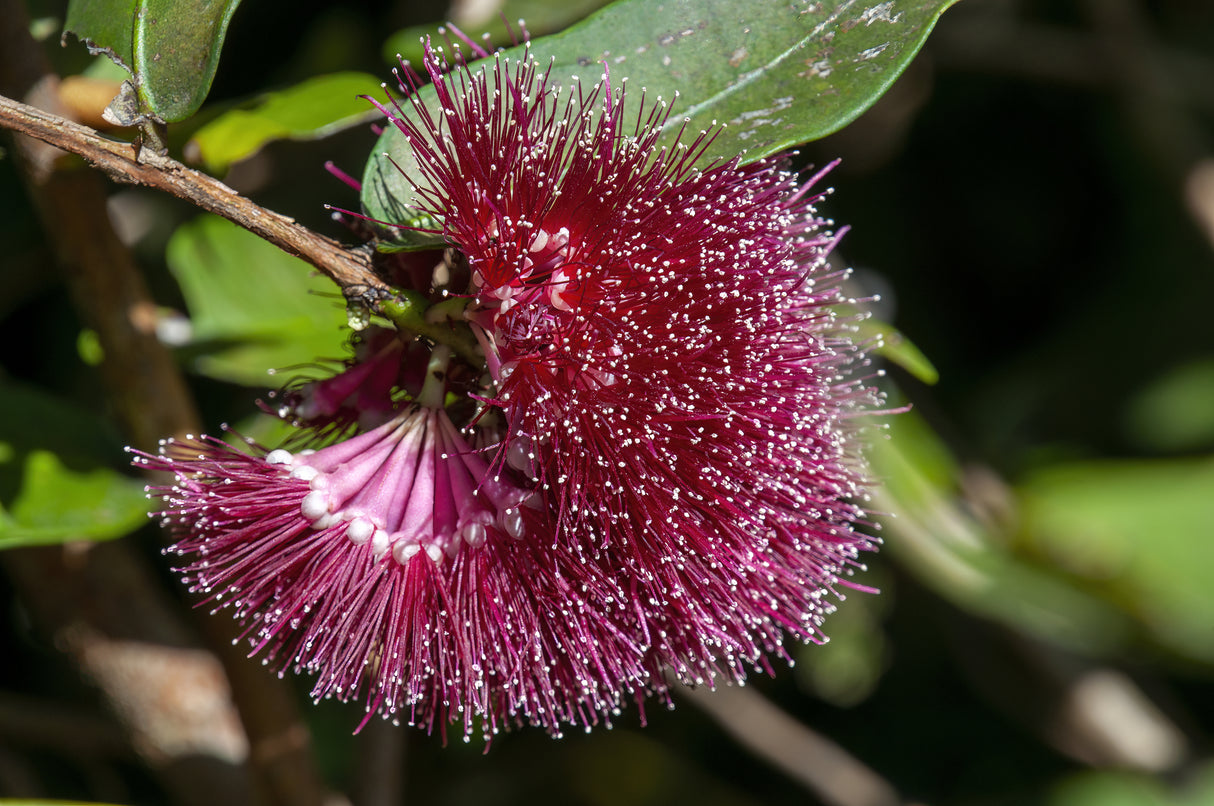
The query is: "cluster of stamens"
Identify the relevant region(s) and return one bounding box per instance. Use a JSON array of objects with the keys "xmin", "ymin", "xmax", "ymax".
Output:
[{"xmin": 137, "ymin": 41, "xmax": 881, "ymax": 741}]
